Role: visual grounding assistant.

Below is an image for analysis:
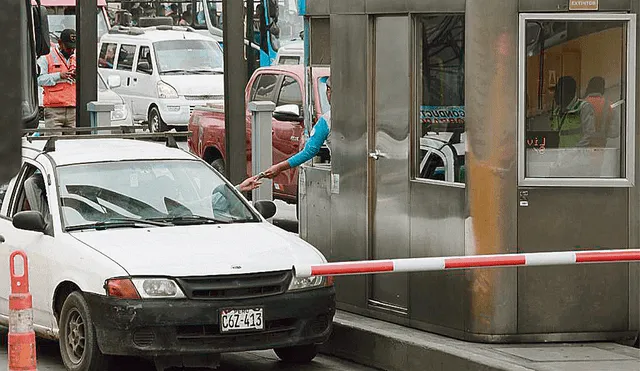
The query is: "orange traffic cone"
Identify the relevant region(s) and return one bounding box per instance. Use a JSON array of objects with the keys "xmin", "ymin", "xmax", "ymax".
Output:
[{"xmin": 8, "ymin": 250, "xmax": 36, "ymax": 371}]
